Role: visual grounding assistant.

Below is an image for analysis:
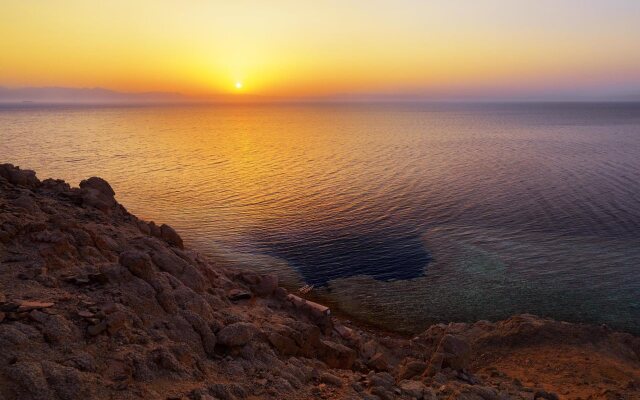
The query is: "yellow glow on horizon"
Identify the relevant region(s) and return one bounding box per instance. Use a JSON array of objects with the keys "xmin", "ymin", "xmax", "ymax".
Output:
[{"xmin": 1, "ymin": 1, "xmax": 639, "ymax": 99}]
